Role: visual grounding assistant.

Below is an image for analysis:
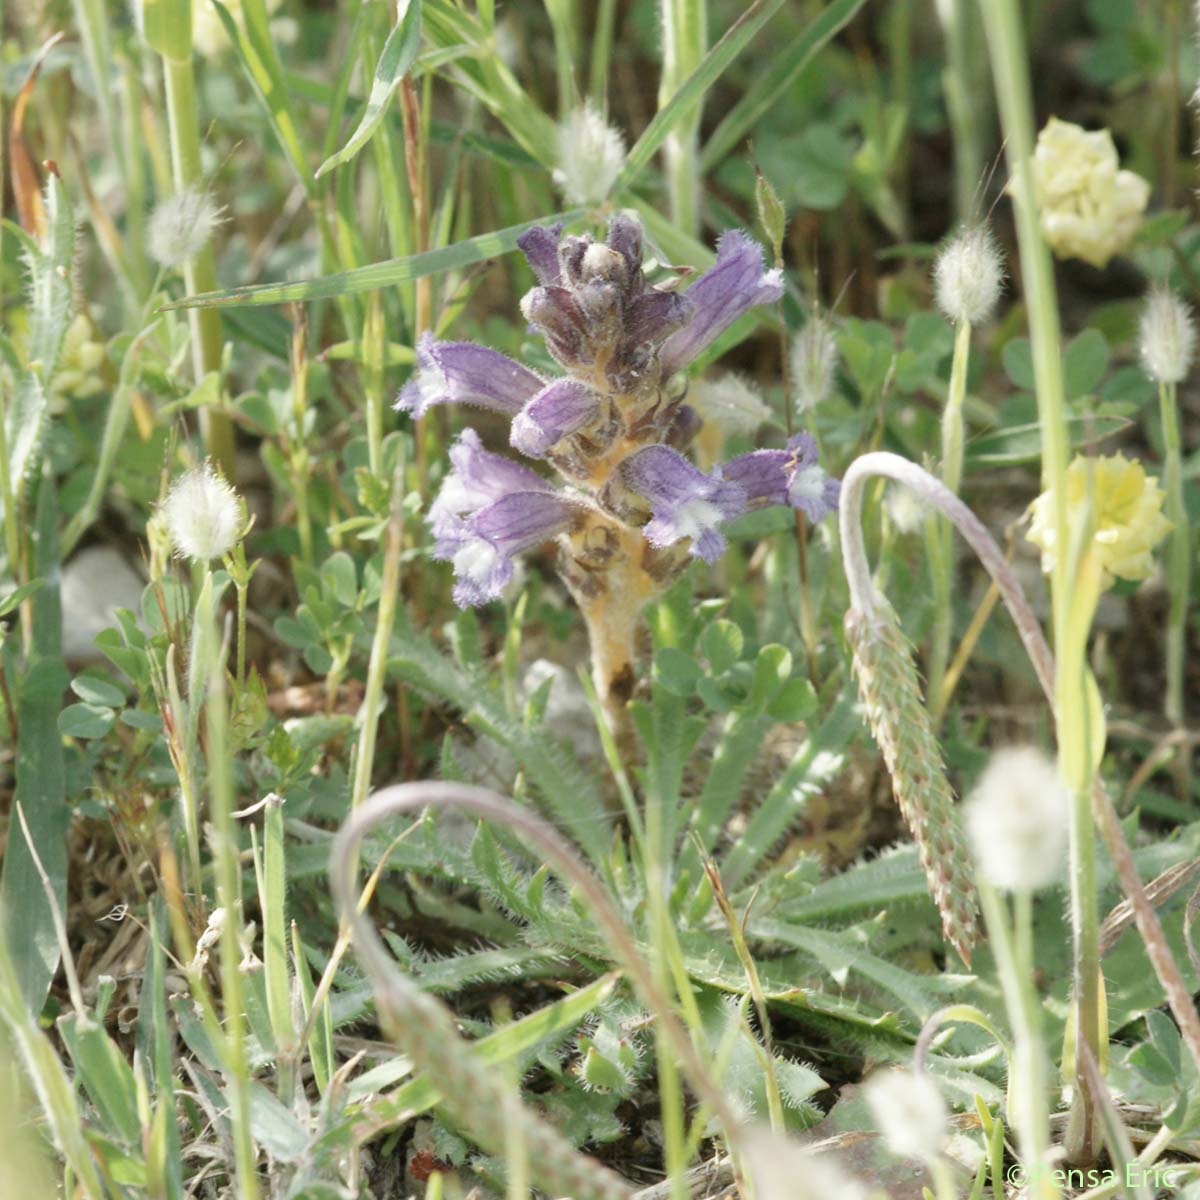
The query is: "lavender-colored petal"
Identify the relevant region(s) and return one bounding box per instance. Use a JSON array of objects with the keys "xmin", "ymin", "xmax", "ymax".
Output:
[
  {"xmin": 429, "ymin": 428, "xmax": 550, "ymax": 538},
  {"xmin": 396, "ymin": 332, "xmax": 543, "ymax": 417},
  {"xmin": 620, "ymin": 445, "xmax": 747, "ymax": 563},
  {"xmin": 622, "ymin": 290, "xmax": 692, "ymax": 347},
  {"xmin": 658, "ymin": 230, "xmax": 784, "ymax": 375},
  {"xmin": 449, "ymin": 490, "xmax": 576, "ymax": 607},
  {"xmin": 783, "ymin": 432, "xmax": 840, "ymax": 522},
  {"xmin": 510, "ymin": 379, "xmax": 600, "ymax": 458},
  {"xmin": 721, "ymin": 449, "xmax": 790, "ymax": 507},
  {"xmin": 606, "ymin": 212, "xmax": 643, "ymax": 272},
  {"xmin": 516, "ymin": 224, "xmax": 564, "ymax": 287}
]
